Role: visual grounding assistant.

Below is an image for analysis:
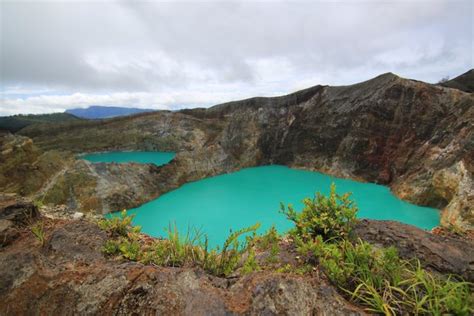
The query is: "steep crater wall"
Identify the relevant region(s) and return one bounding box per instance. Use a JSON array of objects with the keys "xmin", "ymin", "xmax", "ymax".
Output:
[{"xmin": 15, "ymin": 73, "xmax": 474, "ymax": 228}]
